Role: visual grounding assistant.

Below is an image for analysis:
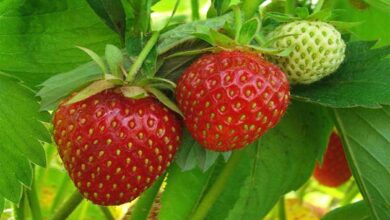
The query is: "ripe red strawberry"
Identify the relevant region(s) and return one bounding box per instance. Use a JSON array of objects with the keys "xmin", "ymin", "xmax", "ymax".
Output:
[
  {"xmin": 53, "ymin": 89, "xmax": 181, "ymax": 205},
  {"xmin": 314, "ymin": 132, "xmax": 352, "ymax": 187},
  {"xmin": 176, "ymin": 50, "xmax": 290, "ymax": 151}
]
